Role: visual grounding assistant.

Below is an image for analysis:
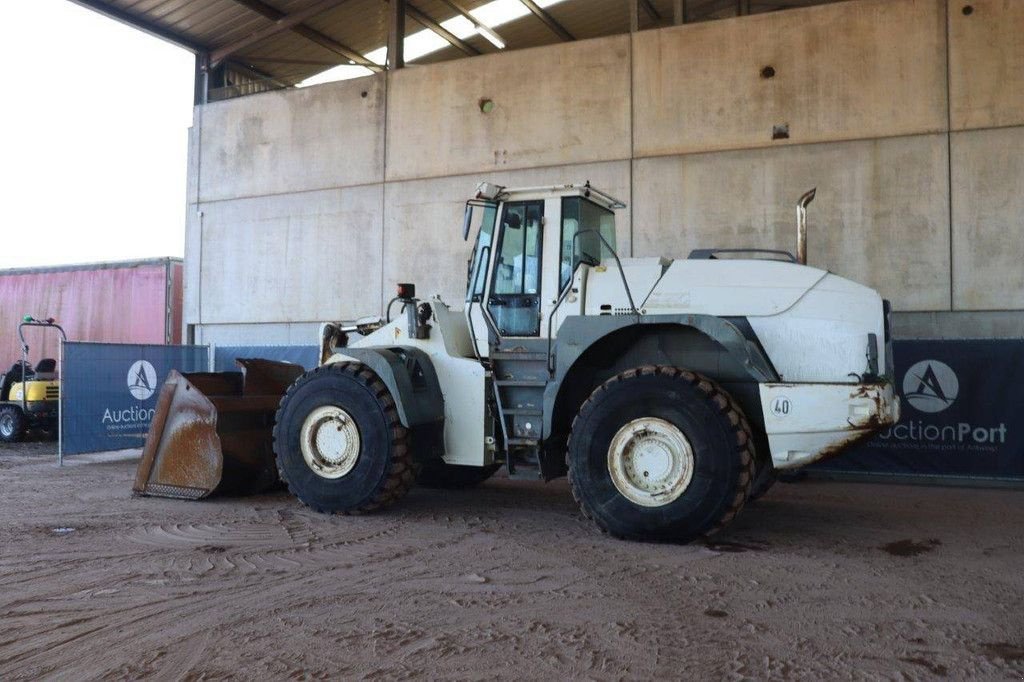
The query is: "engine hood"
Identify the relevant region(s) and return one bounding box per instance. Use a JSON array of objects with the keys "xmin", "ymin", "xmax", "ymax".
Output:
[{"xmin": 601, "ymin": 259, "xmax": 830, "ymax": 317}]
